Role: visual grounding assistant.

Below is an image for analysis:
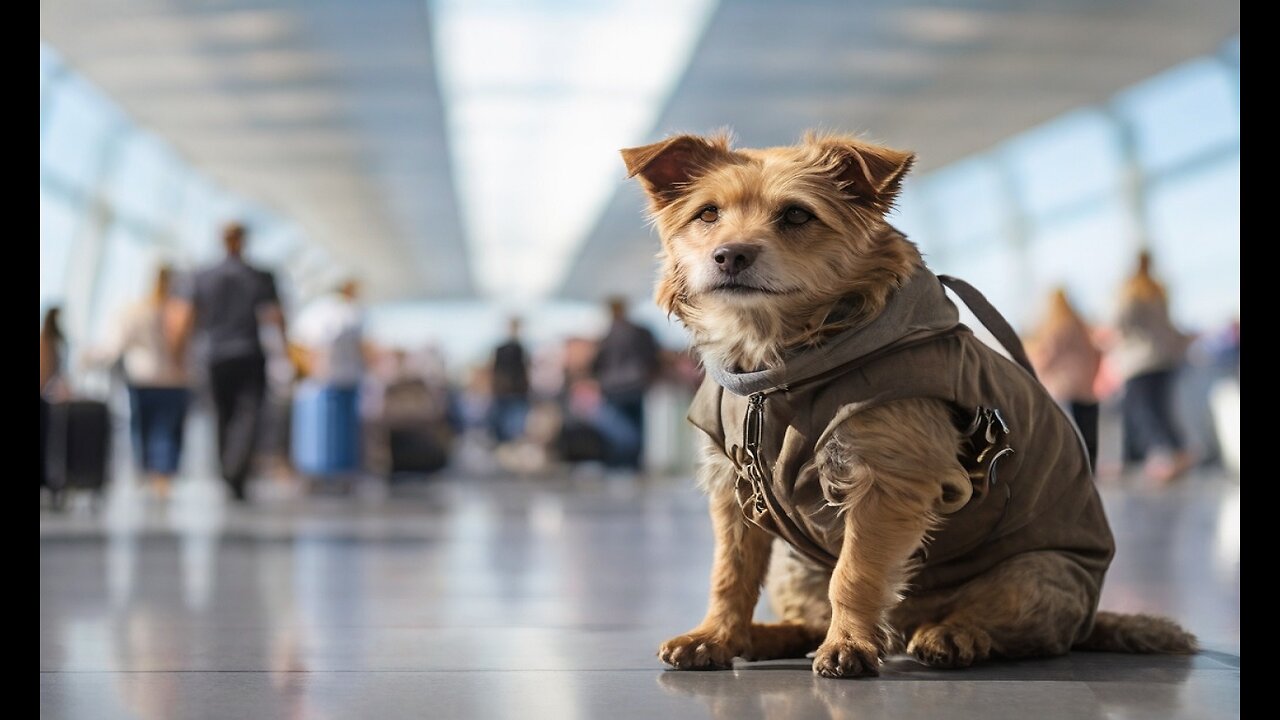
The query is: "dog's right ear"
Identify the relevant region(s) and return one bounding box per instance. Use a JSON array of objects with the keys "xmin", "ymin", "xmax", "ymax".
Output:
[{"xmin": 621, "ymin": 135, "xmax": 728, "ymax": 208}]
